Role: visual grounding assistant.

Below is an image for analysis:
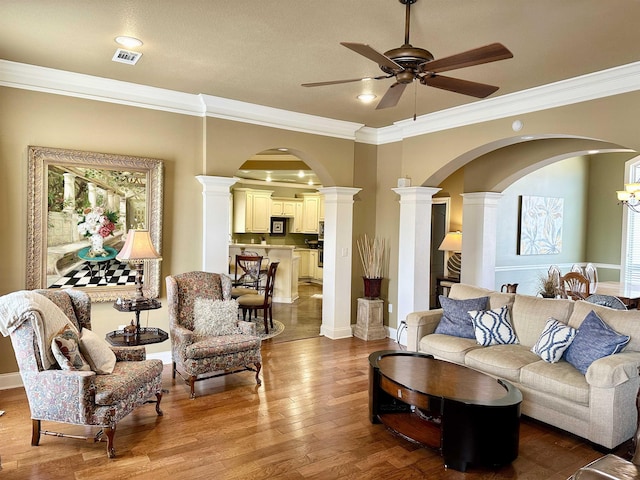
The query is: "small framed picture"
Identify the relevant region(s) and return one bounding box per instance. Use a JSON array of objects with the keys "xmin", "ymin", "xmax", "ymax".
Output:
[{"xmin": 271, "ymin": 218, "xmax": 285, "ymax": 236}]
